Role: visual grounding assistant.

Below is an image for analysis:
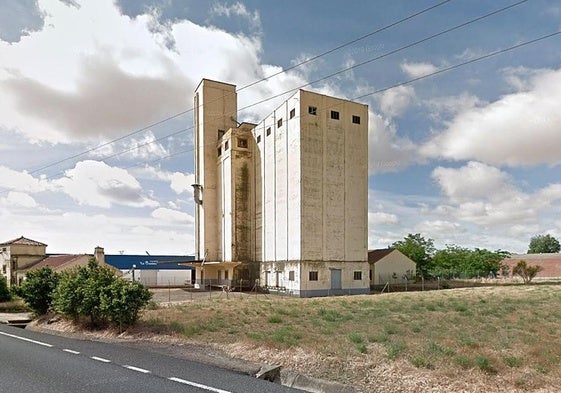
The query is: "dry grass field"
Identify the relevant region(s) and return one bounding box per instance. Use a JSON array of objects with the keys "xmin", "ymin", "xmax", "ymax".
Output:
[{"xmin": 137, "ymin": 284, "xmax": 561, "ymax": 392}]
